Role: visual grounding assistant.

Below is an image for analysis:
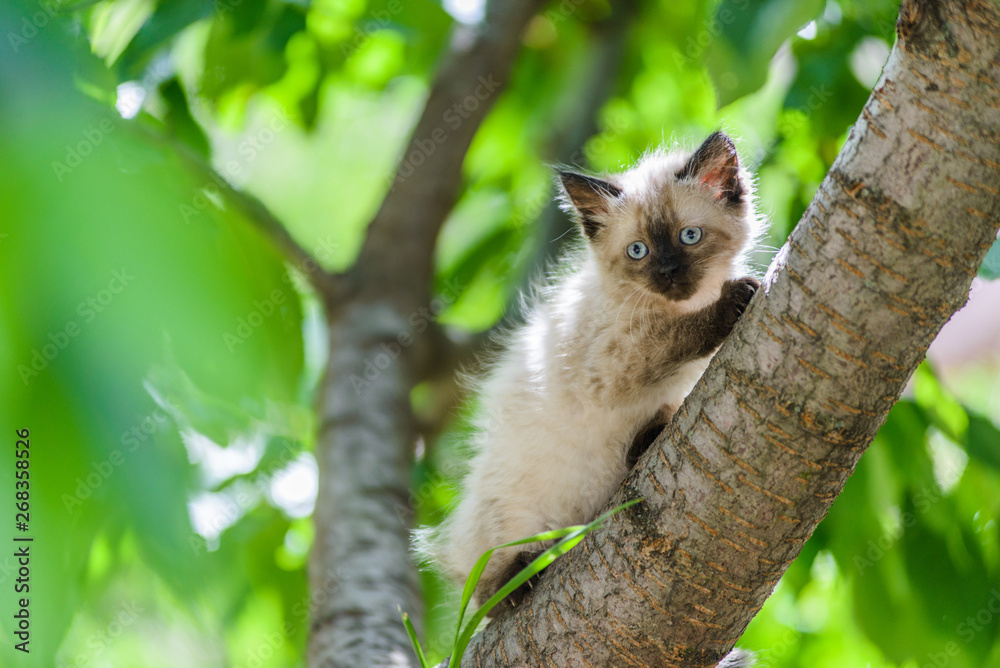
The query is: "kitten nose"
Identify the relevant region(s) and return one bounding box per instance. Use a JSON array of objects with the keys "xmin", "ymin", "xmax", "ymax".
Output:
[{"xmin": 658, "ymin": 257, "xmax": 680, "ymax": 277}]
